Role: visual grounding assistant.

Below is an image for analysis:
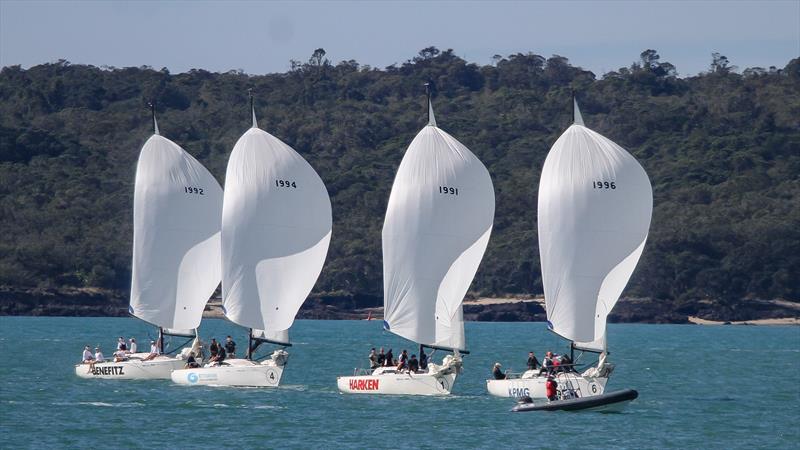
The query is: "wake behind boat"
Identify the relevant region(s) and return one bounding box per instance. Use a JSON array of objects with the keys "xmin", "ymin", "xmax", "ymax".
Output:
[
  {"xmin": 172, "ymin": 93, "xmax": 331, "ymax": 387},
  {"xmin": 76, "ymin": 105, "xmax": 222, "ymax": 380},
  {"xmin": 487, "ymin": 98, "xmax": 652, "ymax": 400},
  {"xmin": 337, "ymin": 84, "xmax": 495, "ymax": 396}
]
